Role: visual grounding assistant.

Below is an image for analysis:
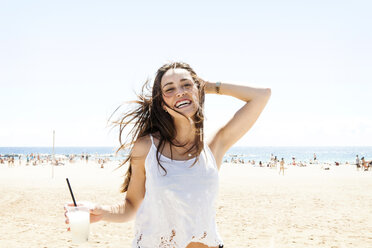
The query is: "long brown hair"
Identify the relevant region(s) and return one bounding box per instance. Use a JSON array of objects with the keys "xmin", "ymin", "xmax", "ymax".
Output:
[{"xmin": 112, "ymin": 62, "xmax": 205, "ymax": 193}]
